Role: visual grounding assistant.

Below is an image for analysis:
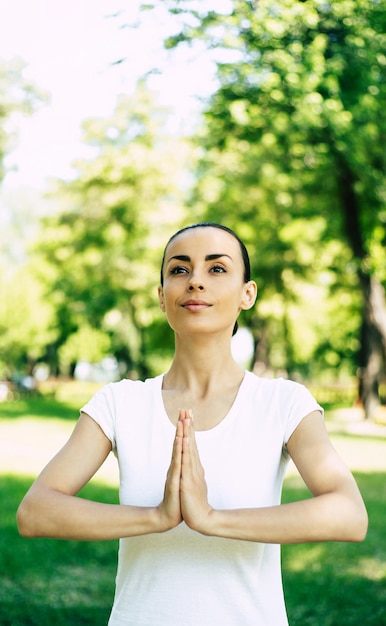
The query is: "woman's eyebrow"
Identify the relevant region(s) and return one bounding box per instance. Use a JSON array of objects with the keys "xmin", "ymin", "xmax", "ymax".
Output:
[
  {"xmin": 167, "ymin": 253, "xmax": 232, "ymax": 263},
  {"xmin": 205, "ymin": 253, "xmax": 232, "ymax": 261},
  {"xmin": 167, "ymin": 254, "xmax": 191, "ymax": 263}
]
